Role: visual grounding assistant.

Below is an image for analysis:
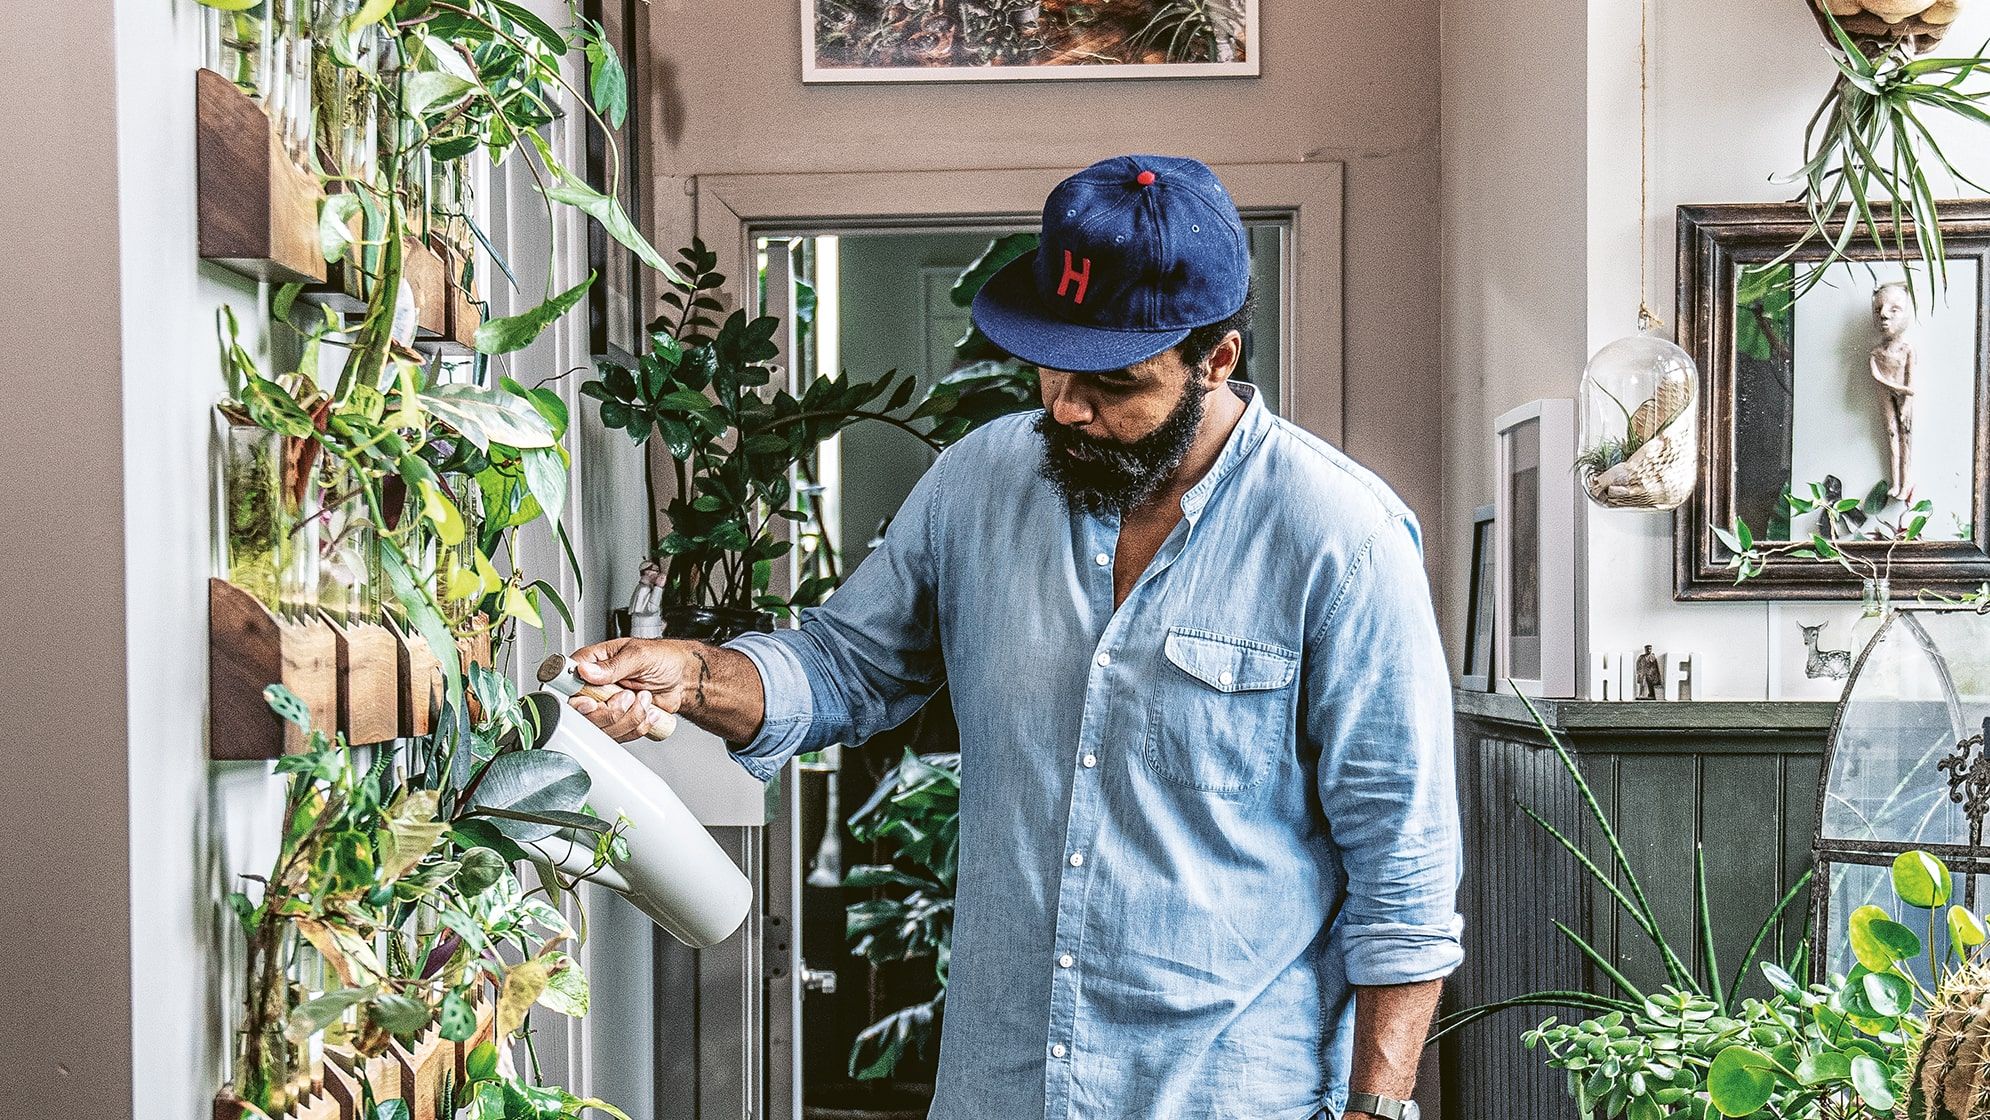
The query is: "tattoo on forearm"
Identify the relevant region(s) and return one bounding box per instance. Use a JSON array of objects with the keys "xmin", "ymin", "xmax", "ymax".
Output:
[{"xmin": 688, "ymin": 647, "xmax": 712, "ymax": 711}]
